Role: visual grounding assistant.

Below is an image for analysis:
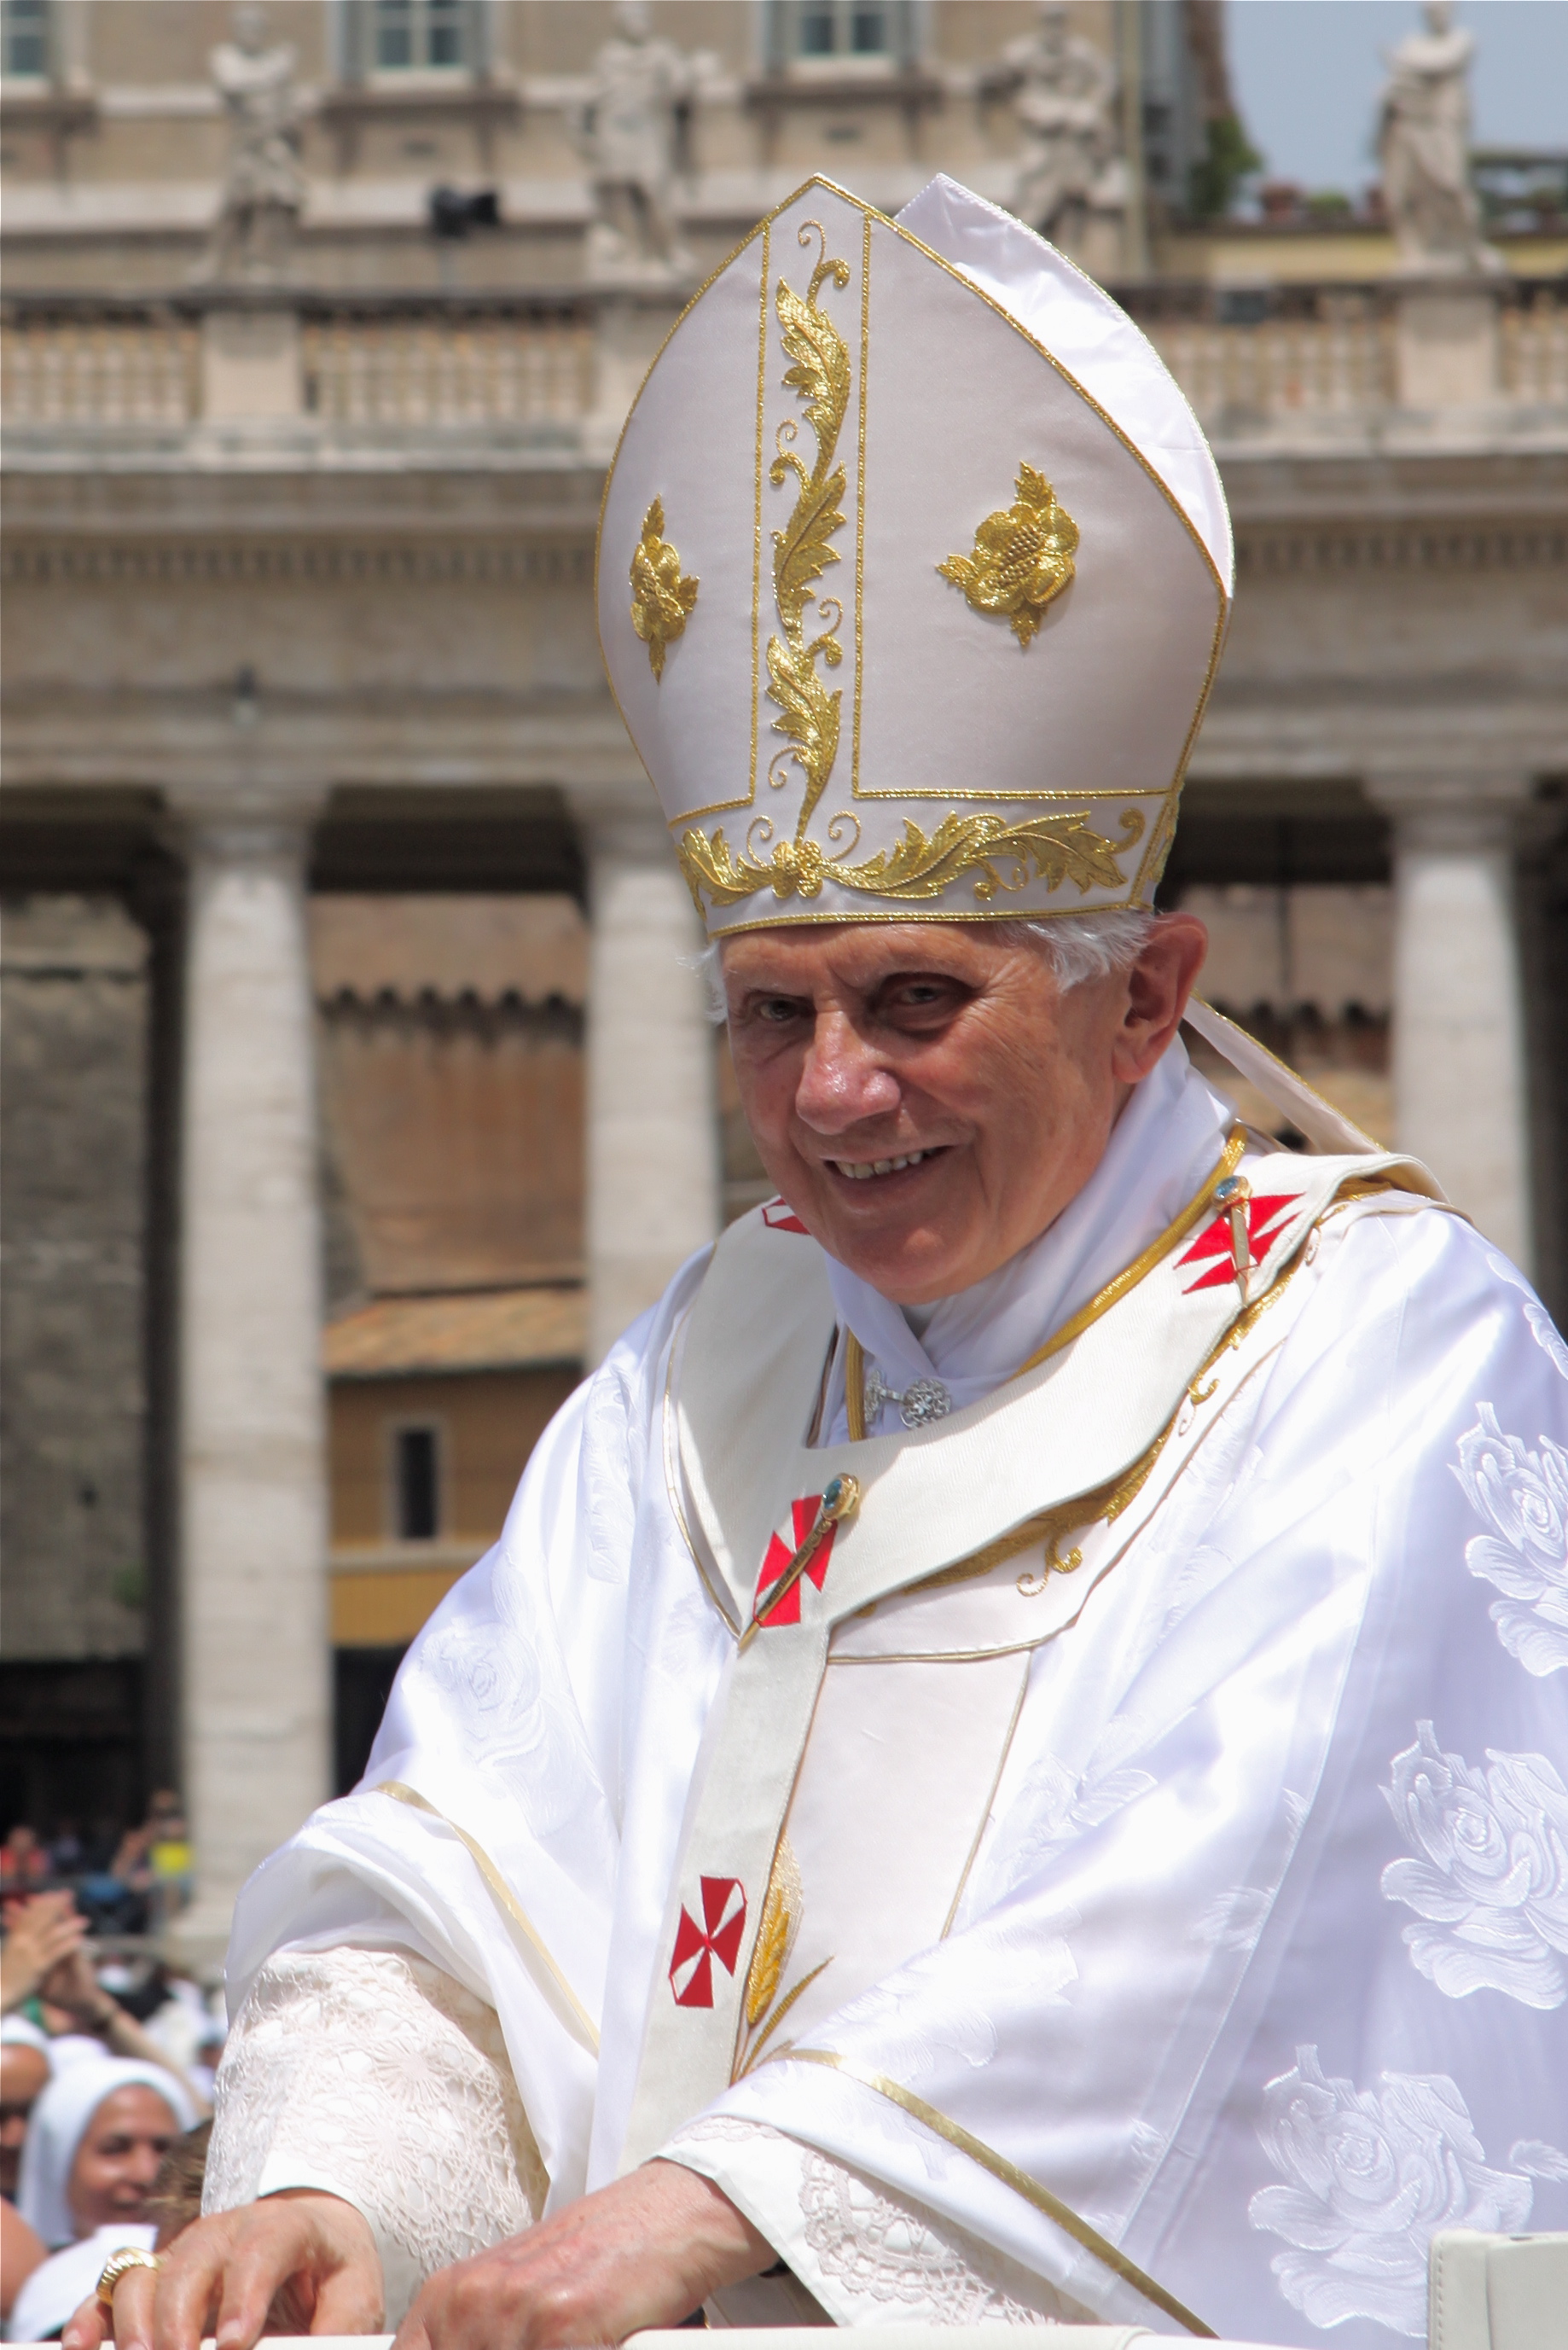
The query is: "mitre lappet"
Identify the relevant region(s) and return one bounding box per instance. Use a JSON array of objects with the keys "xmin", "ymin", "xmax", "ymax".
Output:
[{"xmin": 598, "ymin": 170, "xmax": 1233, "ymax": 939}]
